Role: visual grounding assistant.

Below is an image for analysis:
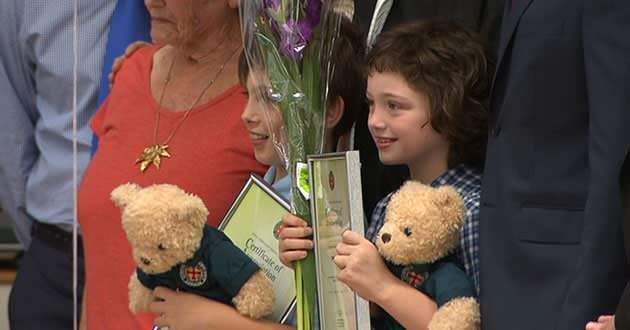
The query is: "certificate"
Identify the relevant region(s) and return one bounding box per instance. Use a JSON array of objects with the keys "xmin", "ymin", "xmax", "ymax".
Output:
[
  {"xmin": 308, "ymin": 151, "xmax": 371, "ymax": 330},
  {"xmin": 219, "ymin": 174, "xmax": 296, "ymax": 323}
]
